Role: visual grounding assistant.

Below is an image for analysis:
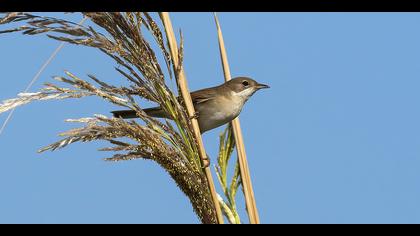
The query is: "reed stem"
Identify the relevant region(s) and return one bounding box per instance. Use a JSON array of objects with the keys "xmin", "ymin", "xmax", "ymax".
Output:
[
  {"xmin": 160, "ymin": 12, "xmax": 224, "ymax": 224},
  {"xmin": 213, "ymin": 12, "xmax": 260, "ymax": 224}
]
